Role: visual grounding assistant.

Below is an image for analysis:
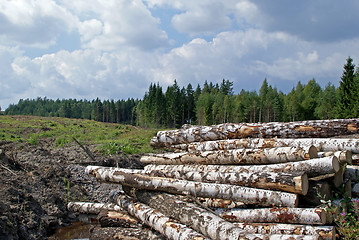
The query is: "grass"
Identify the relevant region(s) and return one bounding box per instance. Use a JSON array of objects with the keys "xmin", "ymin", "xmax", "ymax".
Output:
[{"xmin": 0, "ymin": 115, "xmax": 162, "ymax": 155}]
